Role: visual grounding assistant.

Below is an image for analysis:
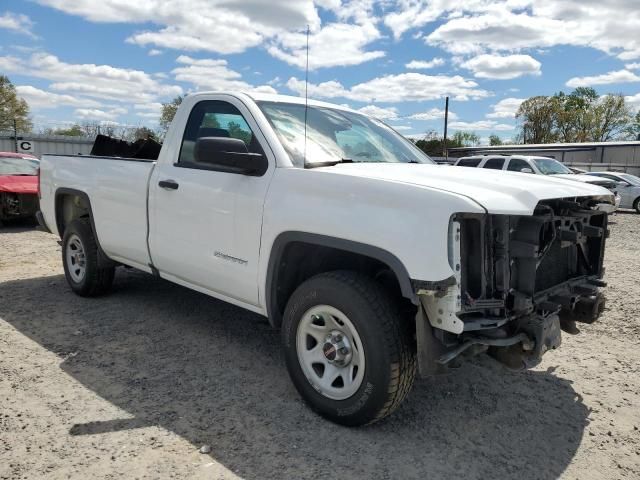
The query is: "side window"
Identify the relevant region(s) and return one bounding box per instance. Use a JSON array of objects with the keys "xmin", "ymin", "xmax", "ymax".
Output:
[
  {"xmin": 457, "ymin": 158, "xmax": 481, "ymax": 167},
  {"xmin": 482, "ymin": 157, "xmax": 505, "ymax": 170},
  {"xmin": 179, "ymin": 100, "xmax": 261, "ymax": 164},
  {"xmin": 507, "ymin": 159, "xmax": 531, "ymax": 172}
]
